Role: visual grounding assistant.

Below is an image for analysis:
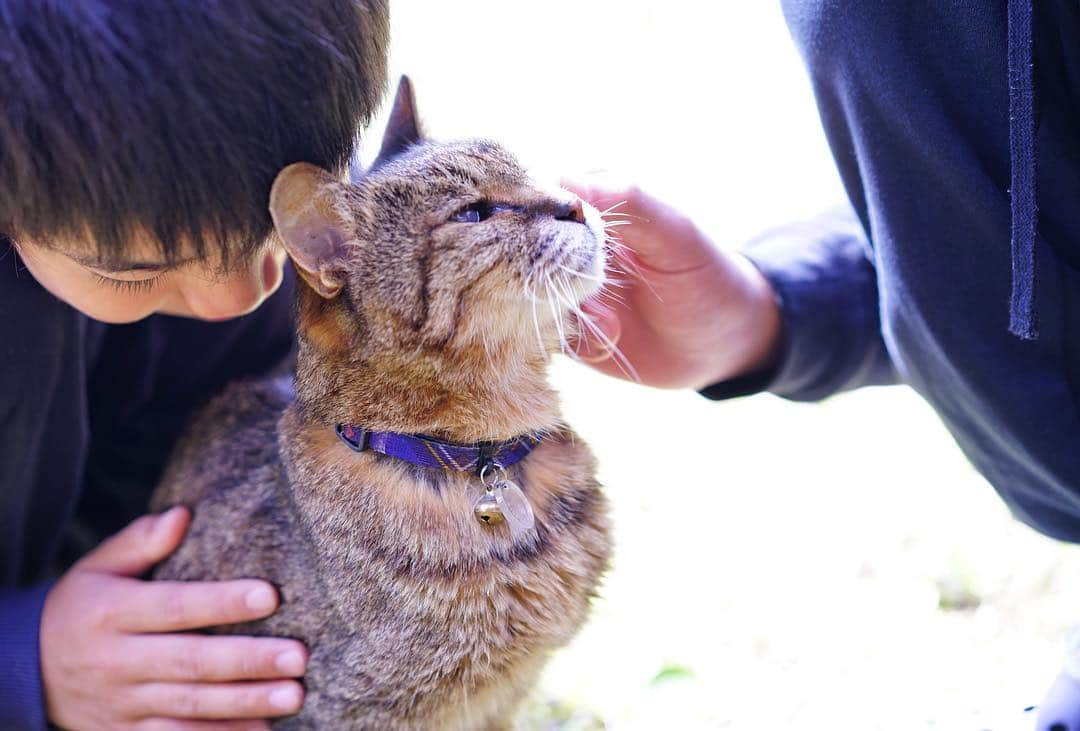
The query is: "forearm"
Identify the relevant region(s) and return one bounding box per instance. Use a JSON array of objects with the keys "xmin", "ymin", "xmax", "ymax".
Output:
[
  {"xmin": 700, "ymin": 250, "xmax": 783, "ymax": 387},
  {"xmin": 701, "ymin": 207, "xmax": 897, "ymax": 401}
]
